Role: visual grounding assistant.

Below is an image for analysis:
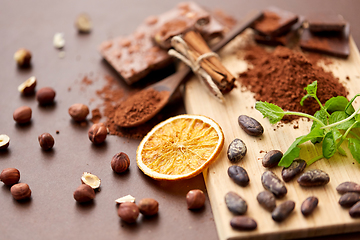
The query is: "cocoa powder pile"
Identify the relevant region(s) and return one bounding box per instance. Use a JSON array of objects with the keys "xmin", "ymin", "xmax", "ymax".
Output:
[{"xmin": 238, "ymin": 45, "xmax": 348, "ymax": 122}]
